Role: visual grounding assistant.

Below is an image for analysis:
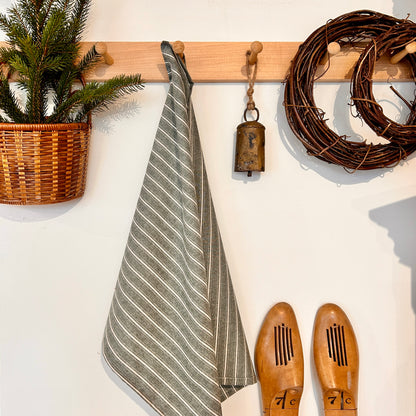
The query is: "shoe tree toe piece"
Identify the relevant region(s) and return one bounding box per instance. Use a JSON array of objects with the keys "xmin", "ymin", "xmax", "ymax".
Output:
[
  {"xmin": 313, "ymin": 303, "xmax": 359, "ymax": 416},
  {"xmin": 255, "ymin": 302, "xmax": 304, "ymax": 416}
]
